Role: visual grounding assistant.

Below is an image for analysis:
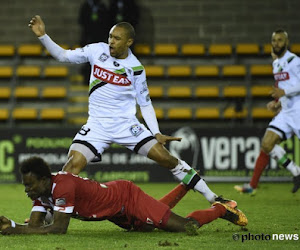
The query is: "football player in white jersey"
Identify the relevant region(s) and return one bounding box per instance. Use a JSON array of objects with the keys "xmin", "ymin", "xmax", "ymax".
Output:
[
  {"xmin": 235, "ymin": 29, "xmax": 300, "ymax": 194},
  {"xmin": 28, "ymin": 15, "xmax": 236, "ymax": 207}
]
